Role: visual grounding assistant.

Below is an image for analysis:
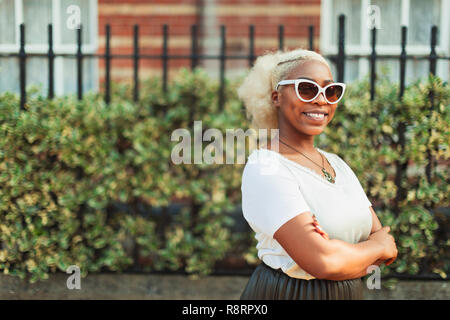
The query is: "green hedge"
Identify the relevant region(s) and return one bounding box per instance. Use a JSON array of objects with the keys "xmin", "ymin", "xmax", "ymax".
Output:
[
  {"xmin": 323, "ymin": 73, "xmax": 449, "ymax": 282},
  {"xmin": 0, "ymin": 68, "xmax": 448, "ymax": 283}
]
